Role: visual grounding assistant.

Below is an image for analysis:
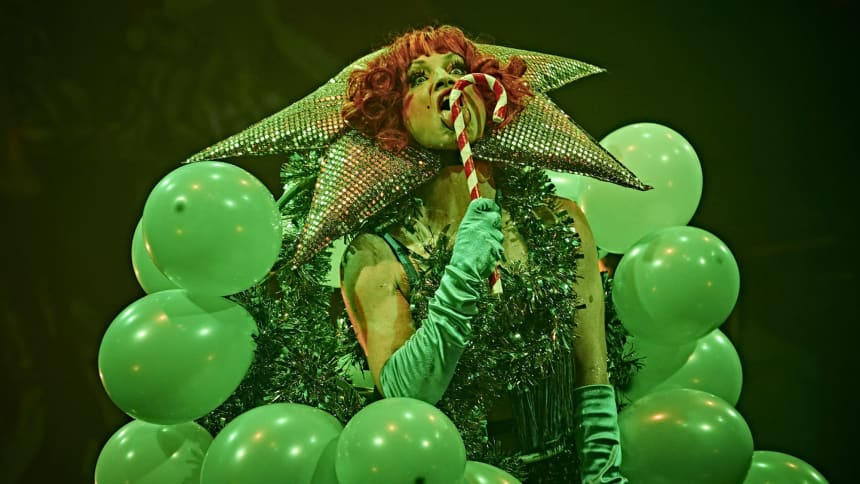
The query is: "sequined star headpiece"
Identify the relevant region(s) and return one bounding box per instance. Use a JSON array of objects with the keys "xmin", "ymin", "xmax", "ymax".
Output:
[{"xmin": 185, "ymin": 43, "xmax": 649, "ymax": 264}]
